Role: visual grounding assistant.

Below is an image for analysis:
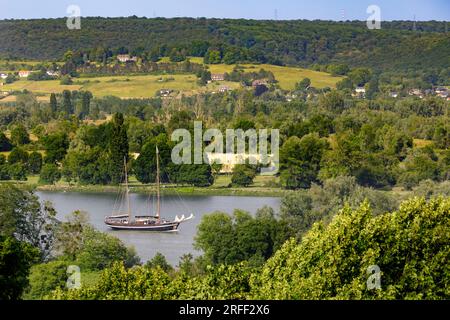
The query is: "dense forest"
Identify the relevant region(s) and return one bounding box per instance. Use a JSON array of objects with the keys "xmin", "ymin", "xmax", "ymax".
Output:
[{"xmin": 1, "ymin": 18, "xmax": 449, "ymax": 72}]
